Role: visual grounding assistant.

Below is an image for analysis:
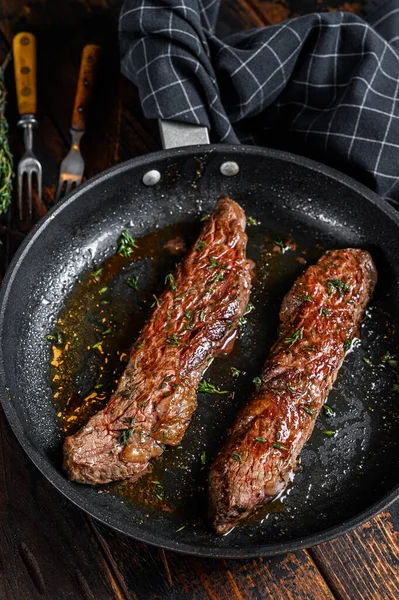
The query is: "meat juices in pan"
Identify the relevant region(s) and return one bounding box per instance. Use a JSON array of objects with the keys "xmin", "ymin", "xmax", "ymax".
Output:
[
  {"xmin": 209, "ymin": 249, "xmax": 377, "ymax": 534},
  {"xmin": 63, "ymin": 196, "xmax": 254, "ymax": 485}
]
